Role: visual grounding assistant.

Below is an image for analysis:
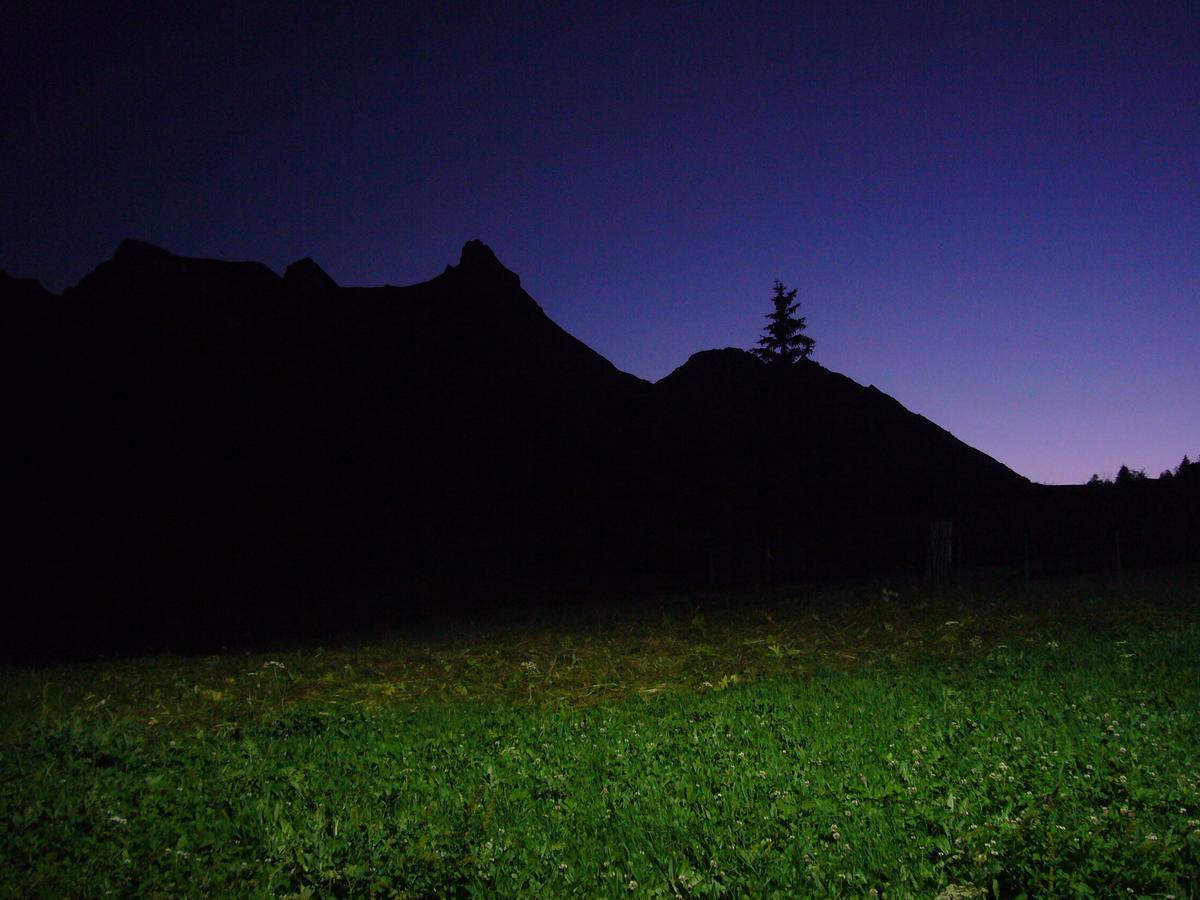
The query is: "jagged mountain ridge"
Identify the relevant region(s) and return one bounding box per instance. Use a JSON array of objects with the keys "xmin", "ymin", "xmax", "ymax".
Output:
[{"xmin": 6, "ymin": 239, "xmax": 1028, "ymax": 652}]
